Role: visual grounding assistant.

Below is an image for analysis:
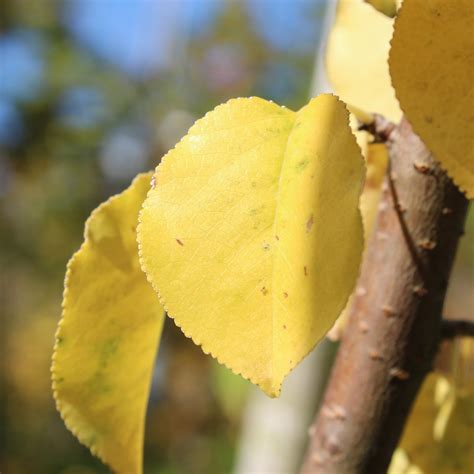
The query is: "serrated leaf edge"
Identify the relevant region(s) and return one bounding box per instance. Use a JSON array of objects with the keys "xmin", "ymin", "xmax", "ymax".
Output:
[
  {"xmin": 51, "ymin": 171, "xmax": 154, "ymax": 473},
  {"xmin": 388, "ymin": 0, "xmax": 474, "ymax": 200},
  {"xmin": 137, "ymin": 95, "xmax": 365, "ymax": 397}
]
